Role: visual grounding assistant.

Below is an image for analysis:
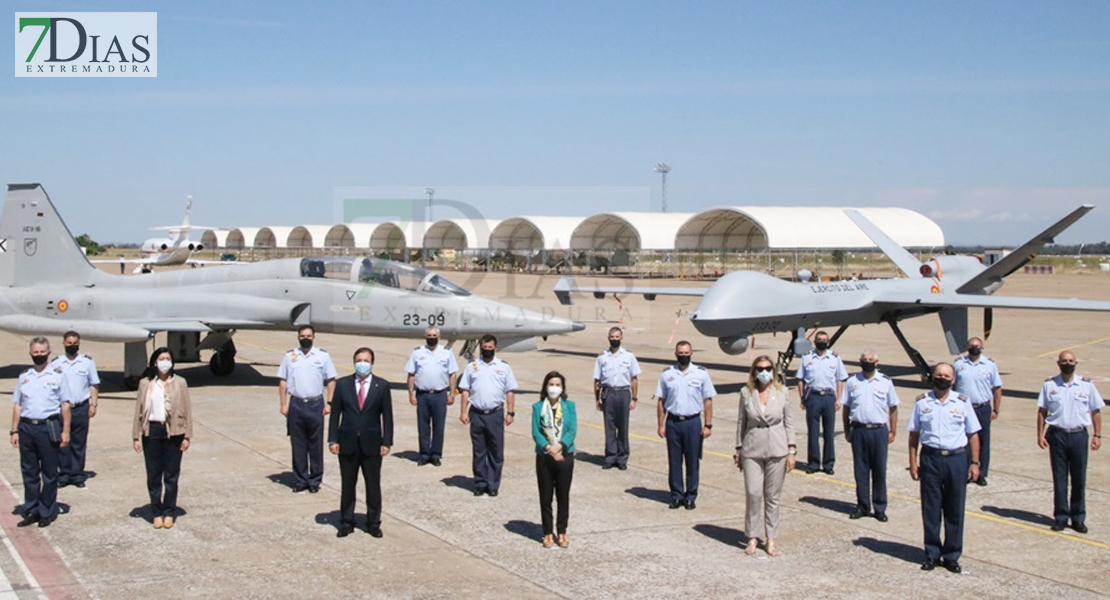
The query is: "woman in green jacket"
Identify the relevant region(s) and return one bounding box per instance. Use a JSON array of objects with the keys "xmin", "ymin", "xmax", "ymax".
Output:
[{"xmin": 532, "ymin": 370, "xmax": 577, "ymax": 549}]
